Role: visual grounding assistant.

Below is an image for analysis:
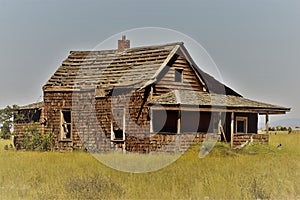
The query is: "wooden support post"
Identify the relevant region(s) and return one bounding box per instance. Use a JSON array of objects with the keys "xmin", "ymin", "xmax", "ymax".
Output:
[
  {"xmin": 110, "ymin": 121, "xmax": 114, "ymax": 147},
  {"xmin": 218, "ymin": 112, "xmax": 227, "ymax": 143},
  {"xmin": 230, "ymin": 112, "xmax": 234, "ymax": 148},
  {"xmin": 266, "ymin": 113, "xmax": 269, "ymax": 135},
  {"xmin": 176, "ymin": 110, "xmax": 181, "ymax": 152},
  {"xmin": 123, "ymin": 108, "xmax": 126, "ymax": 141},
  {"xmin": 177, "ymin": 110, "xmax": 181, "ymax": 134},
  {"xmin": 150, "ymin": 86, "xmax": 154, "ymax": 100},
  {"xmin": 150, "ymin": 109, "xmax": 153, "ymax": 133}
]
